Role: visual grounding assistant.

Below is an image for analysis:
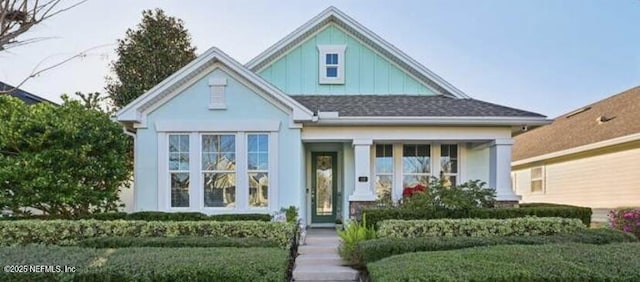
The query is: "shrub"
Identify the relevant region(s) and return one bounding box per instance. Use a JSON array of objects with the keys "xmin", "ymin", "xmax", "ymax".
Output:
[
  {"xmin": 355, "ymin": 228, "xmax": 637, "ymax": 266},
  {"xmin": 337, "ymin": 215, "xmax": 376, "ymax": 263},
  {"xmin": 367, "ymin": 243, "xmax": 640, "ymax": 281},
  {"xmin": 0, "ymin": 220, "xmax": 296, "ymax": 248},
  {"xmin": 77, "ymin": 236, "xmax": 280, "ymax": 248},
  {"xmin": 609, "ymin": 208, "xmax": 640, "ymax": 239},
  {"xmin": 401, "ymin": 178, "xmax": 496, "ymax": 210},
  {"xmin": 376, "ymin": 217, "xmax": 585, "ymax": 238},
  {"xmin": 0, "ymin": 245, "xmax": 288, "ymax": 282},
  {"xmin": 363, "ymin": 203, "xmax": 592, "ymax": 228},
  {"xmin": 0, "ymin": 96, "xmax": 130, "ymax": 218},
  {"xmin": 1, "ymin": 212, "xmax": 272, "ymax": 222}
]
